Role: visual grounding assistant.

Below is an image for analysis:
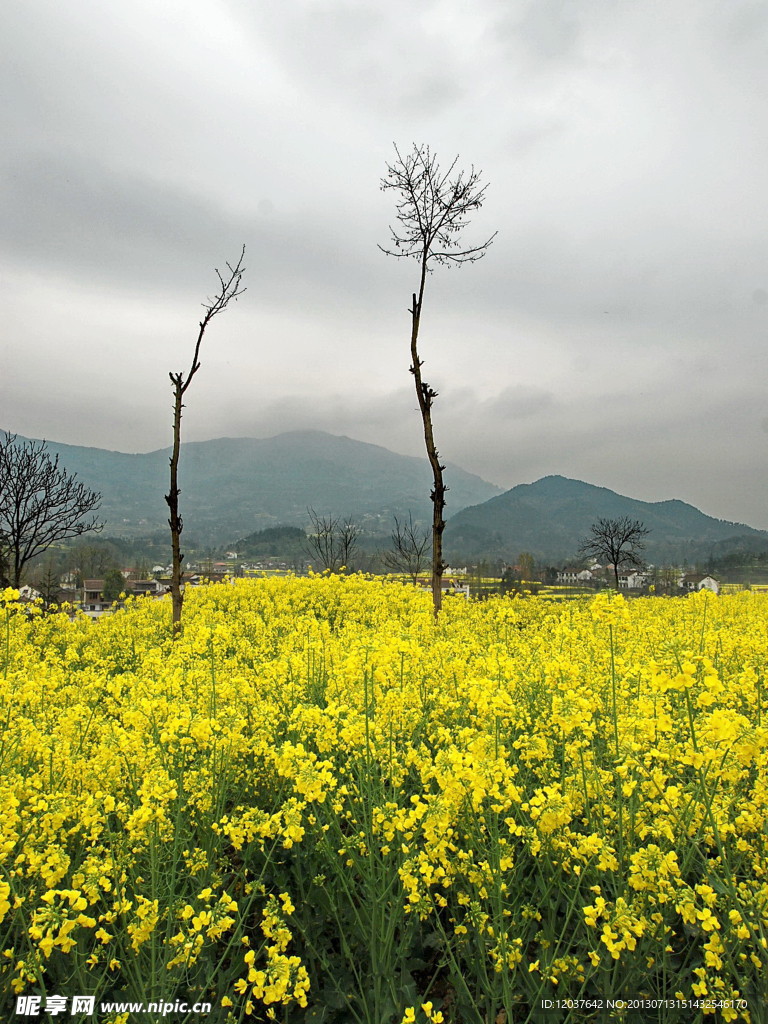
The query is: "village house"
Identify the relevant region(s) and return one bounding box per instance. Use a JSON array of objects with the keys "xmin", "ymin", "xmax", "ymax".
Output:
[
  {"xmin": 680, "ymin": 573, "xmax": 719, "ymax": 594},
  {"xmin": 557, "ymin": 568, "xmax": 596, "ymax": 584},
  {"xmin": 82, "ymin": 579, "xmax": 111, "ymax": 618},
  {"xmin": 557, "ymin": 569, "xmax": 580, "ymax": 584},
  {"xmin": 618, "ymin": 571, "xmax": 648, "ymax": 589},
  {"xmin": 80, "ymin": 577, "xmax": 169, "ymax": 619}
]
